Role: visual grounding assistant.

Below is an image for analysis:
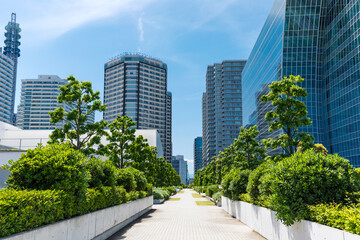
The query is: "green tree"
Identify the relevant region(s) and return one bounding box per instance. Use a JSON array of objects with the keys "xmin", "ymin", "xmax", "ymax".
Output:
[
  {"xmin": 233, "ymin": 126, "xmax": 266, "ymax": 170},
  {"xmin": 260, "ymin": 75, "xmax": 314, "ymax": 156},
  {"xmin": 49, "ymin": 75, "xmax": 107, "ymax": 155},
  {"xmin": 100, "ymin": 115, "xmax": 136, "ymax": 169}
]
